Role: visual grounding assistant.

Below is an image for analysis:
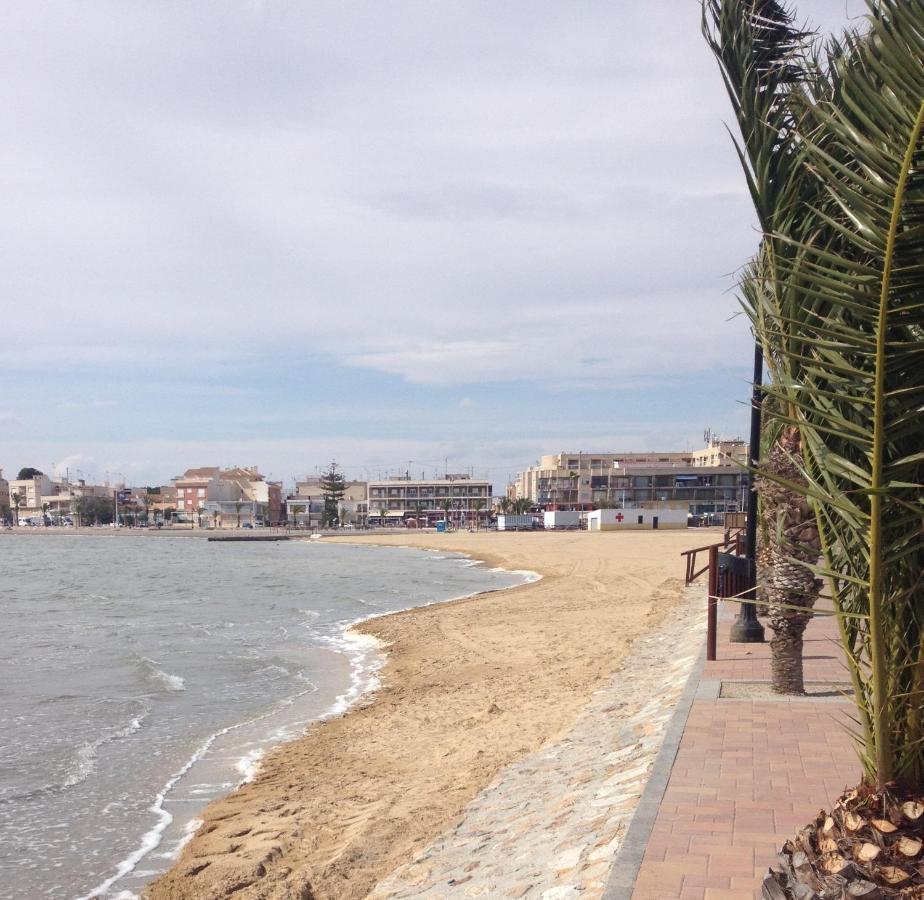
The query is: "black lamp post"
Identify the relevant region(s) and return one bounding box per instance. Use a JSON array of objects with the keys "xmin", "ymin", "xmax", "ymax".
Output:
[{"xmin": 730, "ymin": 343, "xmax": 767, "ymax": 643}]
